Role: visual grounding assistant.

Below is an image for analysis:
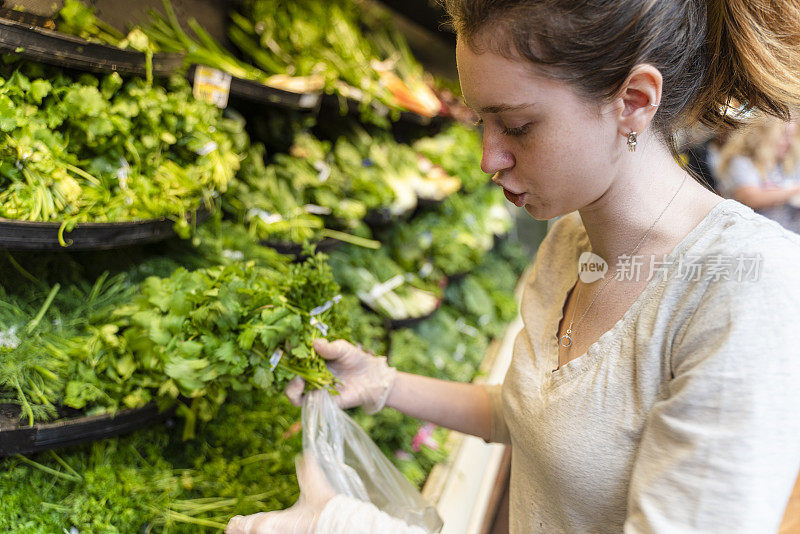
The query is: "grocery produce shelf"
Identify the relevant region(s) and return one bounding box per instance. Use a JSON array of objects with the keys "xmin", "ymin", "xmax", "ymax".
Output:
[
  {"xmin": 187, "ymin": 64, "xmax": 322, "ymax": 112},
  {"xmin": 259, "ymin": 236, "xmax": 341, "ymax": 259},
  {"xmin": 0, "ymin": 403, "xmax": 175, "ymax": 457},
  {"xmin": 0, "ymin": 211, "xmax": 208, "ymax": 251},
  {"xmin": 0, "ymin": 14, "xmax": 183, "ymax": 77},
  {"xmin": 320, "ymin": 92, "xmax": 445, "ymax": 129}
]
